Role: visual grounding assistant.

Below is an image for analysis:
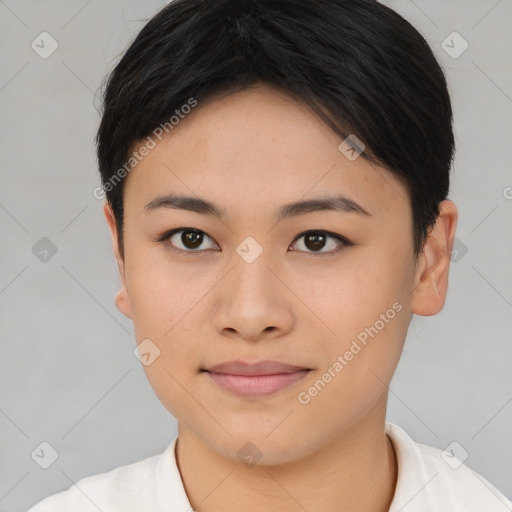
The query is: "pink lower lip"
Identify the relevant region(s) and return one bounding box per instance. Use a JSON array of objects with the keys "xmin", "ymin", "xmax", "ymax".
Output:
[{"xmin": 206, "ymin": 370, "xmax": 310, "ymax": 397}]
